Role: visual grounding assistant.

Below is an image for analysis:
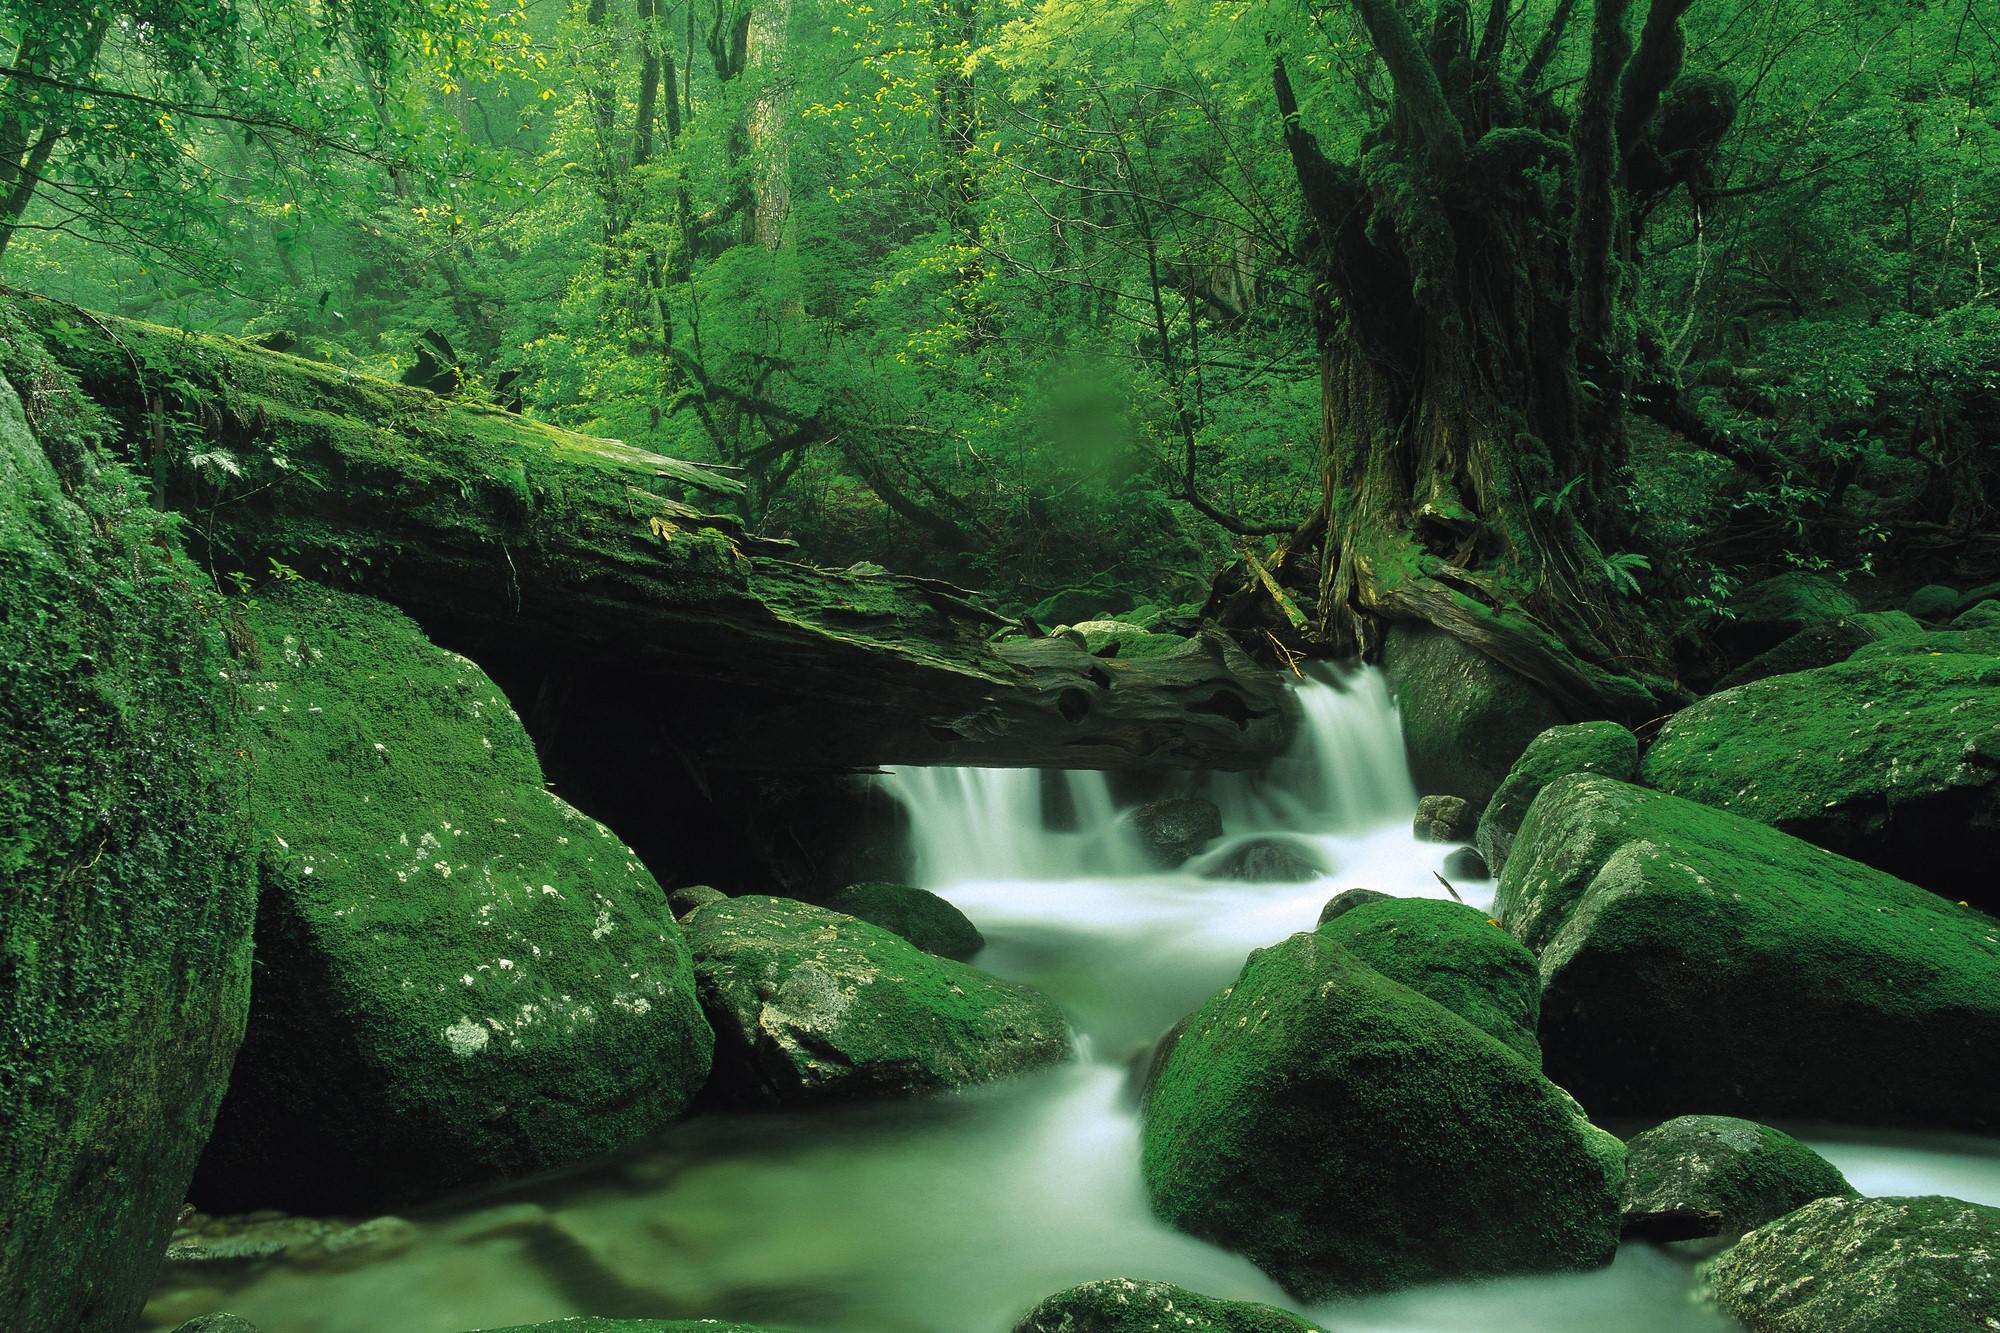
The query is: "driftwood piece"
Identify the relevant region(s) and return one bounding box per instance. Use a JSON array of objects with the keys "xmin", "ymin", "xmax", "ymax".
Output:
[{"xmin": 14, "ymin": 296, "xmax": 1292, "ymax": 771}]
